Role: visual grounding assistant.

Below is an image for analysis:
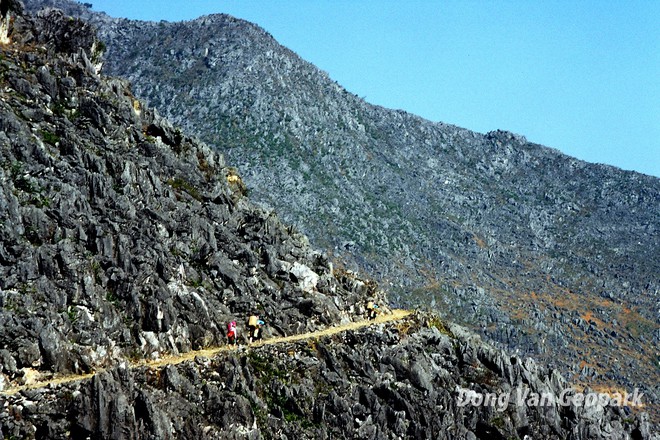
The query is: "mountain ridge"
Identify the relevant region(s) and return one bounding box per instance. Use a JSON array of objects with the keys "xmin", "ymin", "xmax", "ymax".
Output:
[
  {"xmin": 21, "ymin": 0, "xmax": 659, "ymax": 422},
  {"xmin": 1, "ymin": 2, "xmax": 658, "ymax": 437},
  {"xmin": 3, "ymin": 0, "xmax": 657, "ymax": 434}
]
